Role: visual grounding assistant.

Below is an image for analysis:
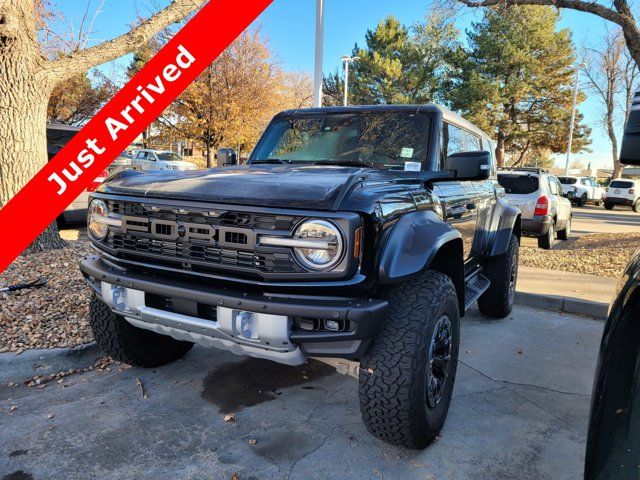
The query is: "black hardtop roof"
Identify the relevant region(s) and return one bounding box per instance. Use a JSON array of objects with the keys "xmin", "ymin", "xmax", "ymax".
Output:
[{"xmin": 275, "ymin": 104, "xmax": 492, "ymax": 140}]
